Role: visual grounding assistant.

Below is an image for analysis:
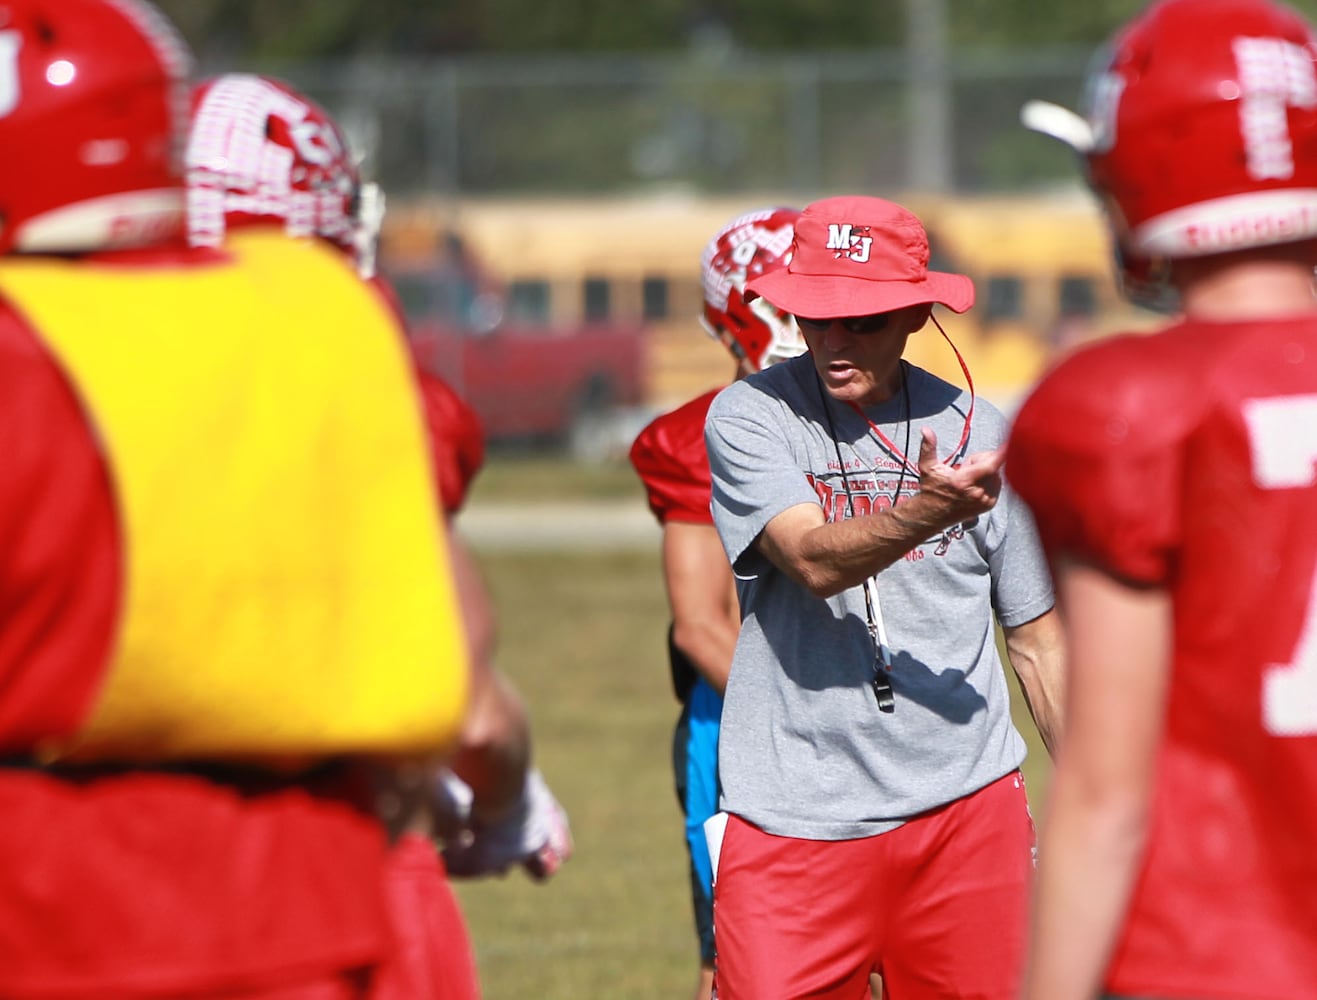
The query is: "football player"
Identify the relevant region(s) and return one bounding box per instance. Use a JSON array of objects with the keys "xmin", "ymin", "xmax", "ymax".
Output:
[
  {"xmin": 185, "ymin": 71, "xmax": 573, "ymax": 998},
  {"xmin": 0, "ymin": 2, "xmax": 477, "ymax": 996},
  {"xmin": 1009, "ymin": 1, "xmax": 1317, "ymax": 997},
  {"xmin": 628, "ymin": 206, "xmax": 803, "ymax": 1000}
]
